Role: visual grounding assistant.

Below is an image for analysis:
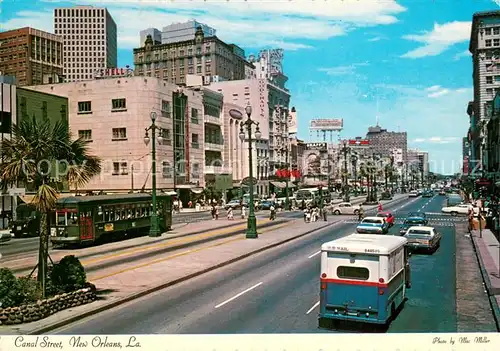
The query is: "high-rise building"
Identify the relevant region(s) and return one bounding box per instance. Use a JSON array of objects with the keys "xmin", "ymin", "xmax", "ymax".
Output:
[
  {"xmin": 133, "ymin": 26, "xmax": 246, "ymax": 85},
  {"xmin": 161, "ymin": 20, "xmax": 216, "ymax": 44},
  {"xmin": 0, "ymin": 27, "xmax": 63, "ymax": 86},
  {"xmin": 54, "ymin": 6, "xmax": 117, "ymax": 82},
  {"xmin": 407, "ymin": 149, "xmax": 429, "ymax": 181},
  {"xmin": 365, "ymin": 125, "xmax": 408, "ymax": 163}
]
